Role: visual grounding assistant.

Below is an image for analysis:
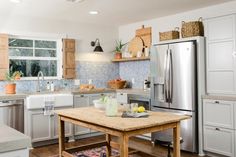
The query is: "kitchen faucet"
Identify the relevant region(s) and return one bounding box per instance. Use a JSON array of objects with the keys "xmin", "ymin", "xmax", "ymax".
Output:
[{"xmin": 37, "ymin": 71, "xmax": 44, "ymax": 92}]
